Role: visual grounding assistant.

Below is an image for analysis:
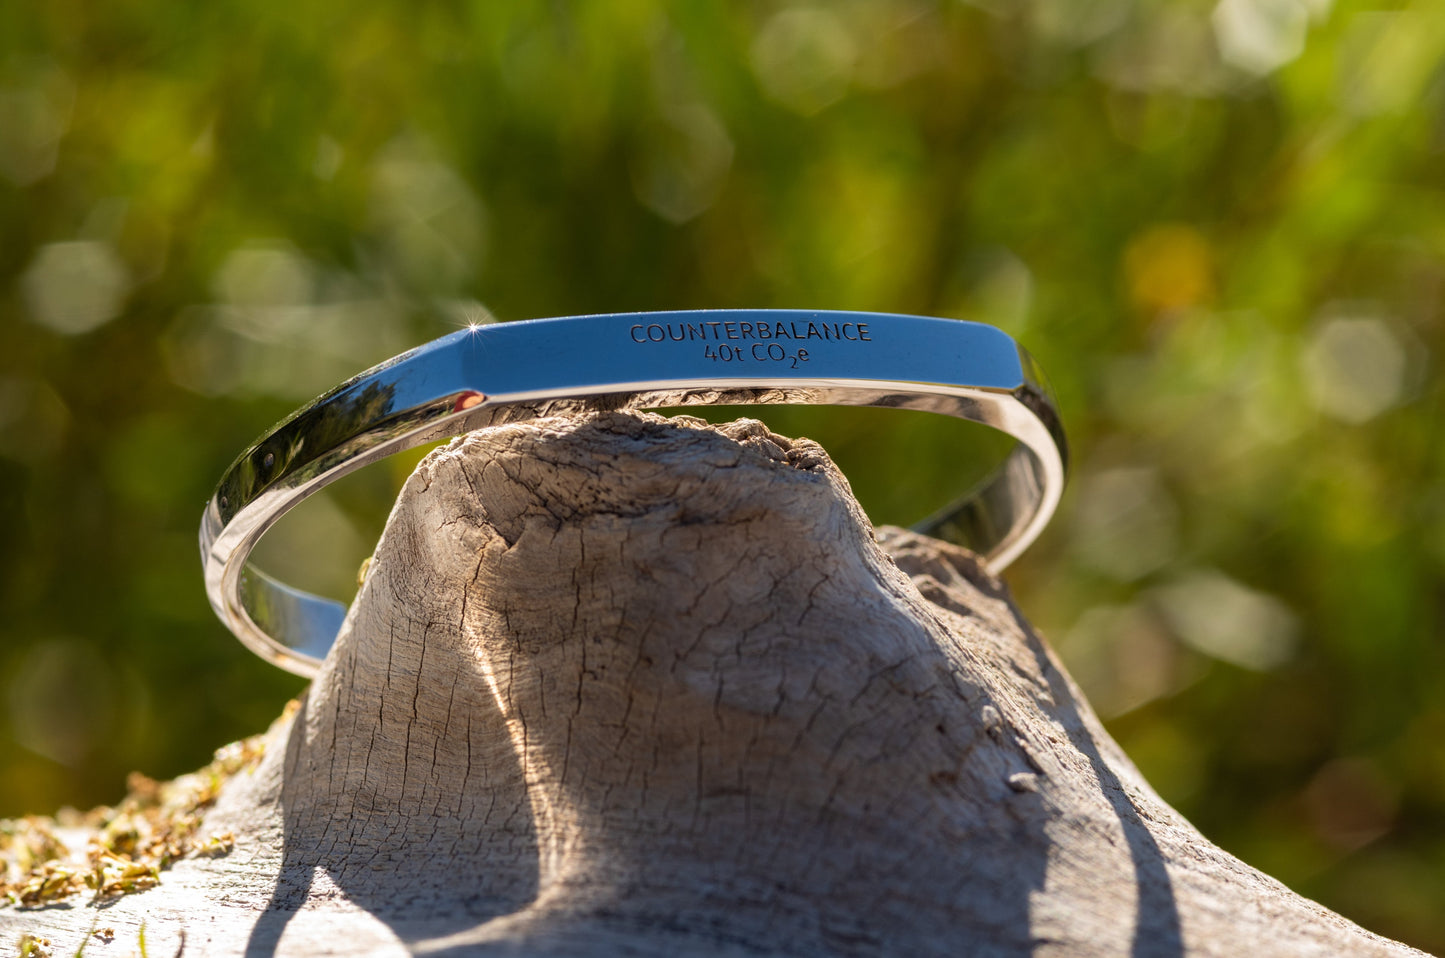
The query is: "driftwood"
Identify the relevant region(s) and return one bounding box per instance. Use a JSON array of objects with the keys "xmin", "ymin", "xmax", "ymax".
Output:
[{"xmin": 1, "ymin": 412, "xmax": 1428, "ymax": 957}]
